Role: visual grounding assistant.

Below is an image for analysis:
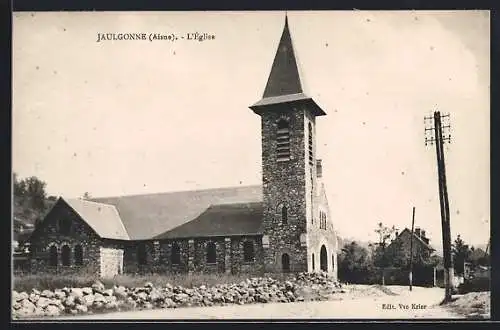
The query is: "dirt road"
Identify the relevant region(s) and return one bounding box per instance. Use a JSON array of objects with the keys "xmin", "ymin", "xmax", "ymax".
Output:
[{"xmin": 55, "ymin": 286, "xmax": 462, "ymax": 320}]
